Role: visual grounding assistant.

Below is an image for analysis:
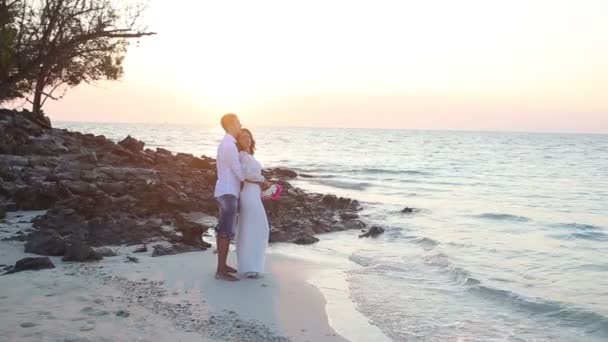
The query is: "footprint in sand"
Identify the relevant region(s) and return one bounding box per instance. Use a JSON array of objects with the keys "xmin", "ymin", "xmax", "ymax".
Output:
[
  {"xmin": 79, "ymin": 325, "xmax": 95, "ymax": 332},
  {"xmin": 80, "ymin": 306, "xmax": 109, "ymax": 316}
]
